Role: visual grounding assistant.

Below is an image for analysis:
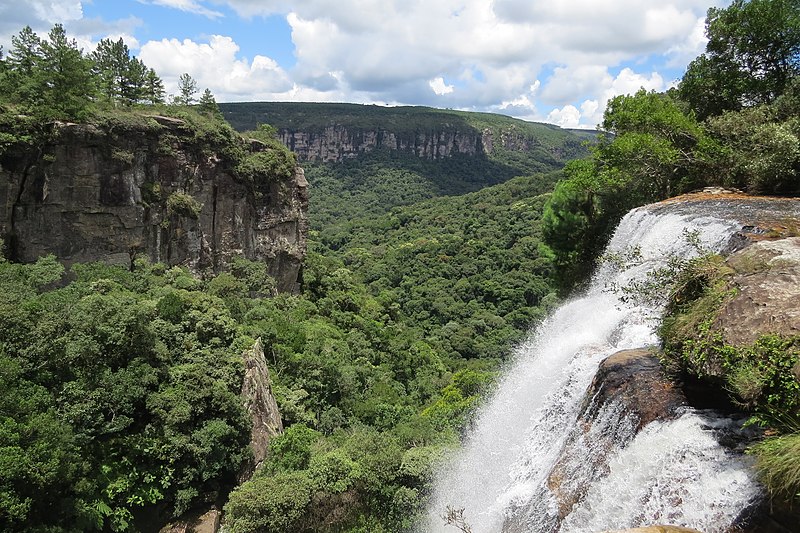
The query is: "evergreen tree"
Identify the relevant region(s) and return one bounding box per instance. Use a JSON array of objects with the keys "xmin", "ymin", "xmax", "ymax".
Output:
[
  {"xmin": 198, "ymin": 87, "xmax": 220, "ymax": 115},
  {"xmin": 176, "ymin": 72, "xmax": 198, "ymax": 105},
  {"xmin": 144, "ymin": 68, "xmax": 165, "ymax": 104},
  {"xmin": 92, "ymin": 38, "xmax": 128, "ymax": 105},
  {"xmin": 121, "ymin": 56, "xmax": 147, "ymax": 105},
  {"xmin": 93, "ymin": 38, "xmax": 155, "ymax": 107},
  {"xmin": 38, "ymin": 24, "xmax": 94, "ymax": 119},
  {"xmin": 5, "ymin": 26, "xmax": 43, "ymax": 106}
]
